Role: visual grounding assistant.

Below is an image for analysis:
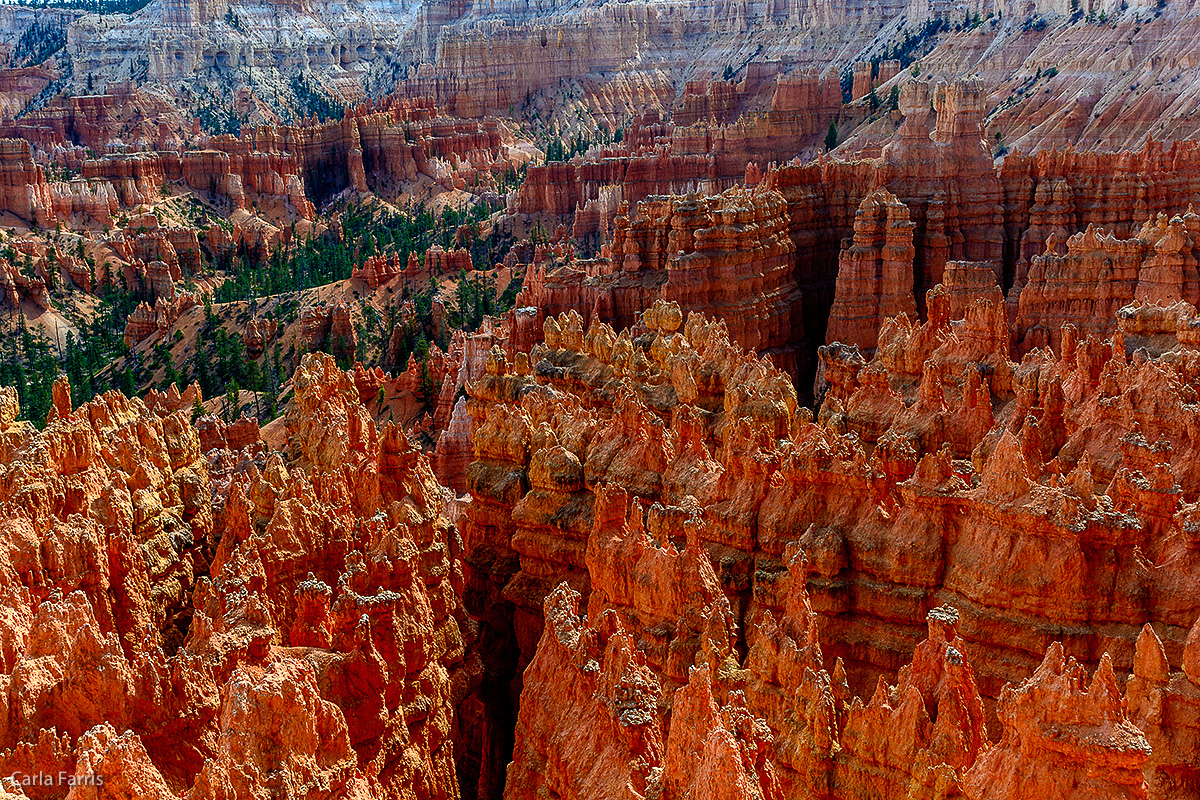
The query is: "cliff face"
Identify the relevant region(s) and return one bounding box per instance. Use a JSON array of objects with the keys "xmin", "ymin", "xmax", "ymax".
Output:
[
  {"xmin": 0, "ymin": 94, "xmax": 511, "ymax": 231},
  {"xmin": 0, "ymin": 138, "xmax": 54, "ymax": 228},
  {"xmin": 461, "ymin": 299, "xmax": 1200, "ymax": 800},
  {"xmin": 509, "ymin": 75, "xmax": 1200, "ymax": 394},
  {"xmin": 28, "ymin": 0, "xmax": 1200, "ymax": 177},
  {"xmin": 515, "ymin": 184, "xmax": 803, "ymax": 377},
  {"xmin": 510, "ymin": 70, "xmax": 842, "ymax": 222},
  {"xmin": 54, "ymin": 0, "xmax": 924, "ymax": 152},
  {"xmin": 911, "ymin": 5, "xmax": 1200, "ymax": 153},
  {"xmin": 825, "ymin": 188, "xmax": 917, "ymax": 351},
  {"xmin": 0, "ymin": 353, "xmax": 475, "ymax": 799},
  {"xmin": 510, "ymin": 78, "xmax": 1009, "ymax": 390}
]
